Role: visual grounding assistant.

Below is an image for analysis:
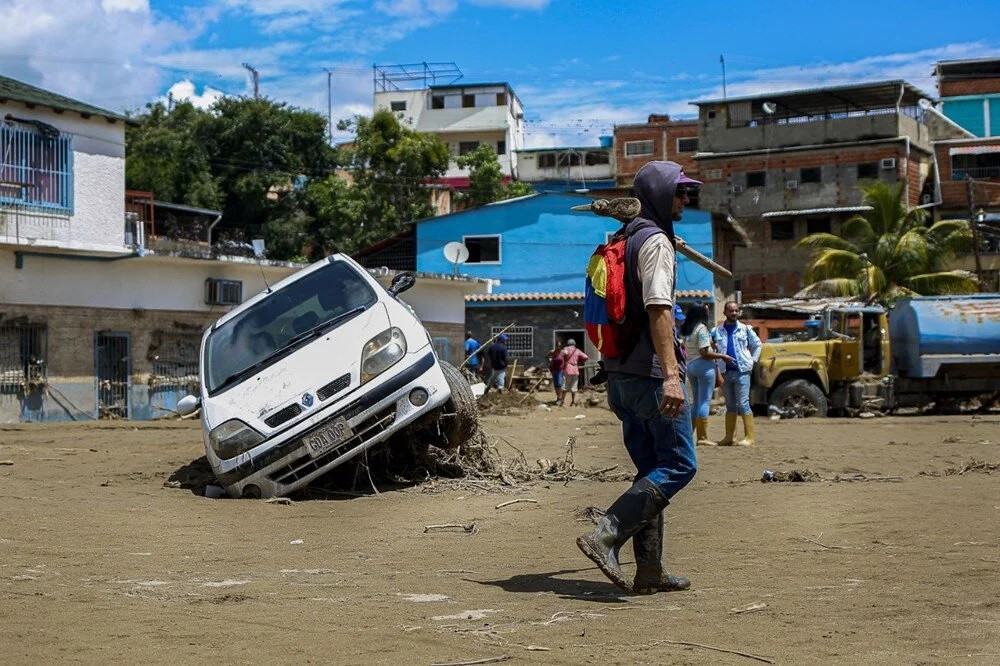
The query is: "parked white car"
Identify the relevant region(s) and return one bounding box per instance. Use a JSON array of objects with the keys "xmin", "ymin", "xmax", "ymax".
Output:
[{"xmin": 177, "ymin": 254, "xmax": 476, "ymax": 498}]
